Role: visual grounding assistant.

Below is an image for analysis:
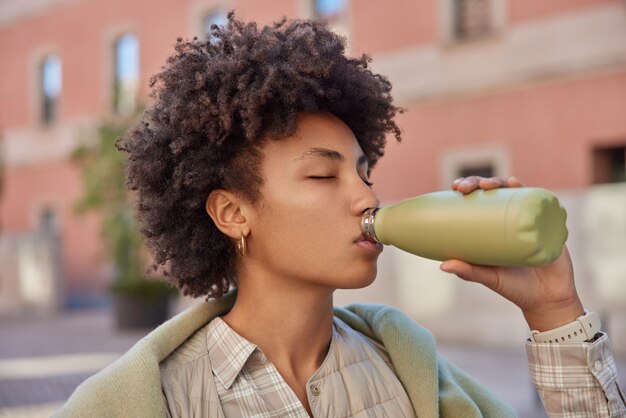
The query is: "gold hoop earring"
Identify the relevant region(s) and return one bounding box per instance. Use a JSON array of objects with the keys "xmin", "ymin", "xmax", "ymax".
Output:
[{"xmin": 237, "ymin": 234, "xmax": 247, "ymax": 256}]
